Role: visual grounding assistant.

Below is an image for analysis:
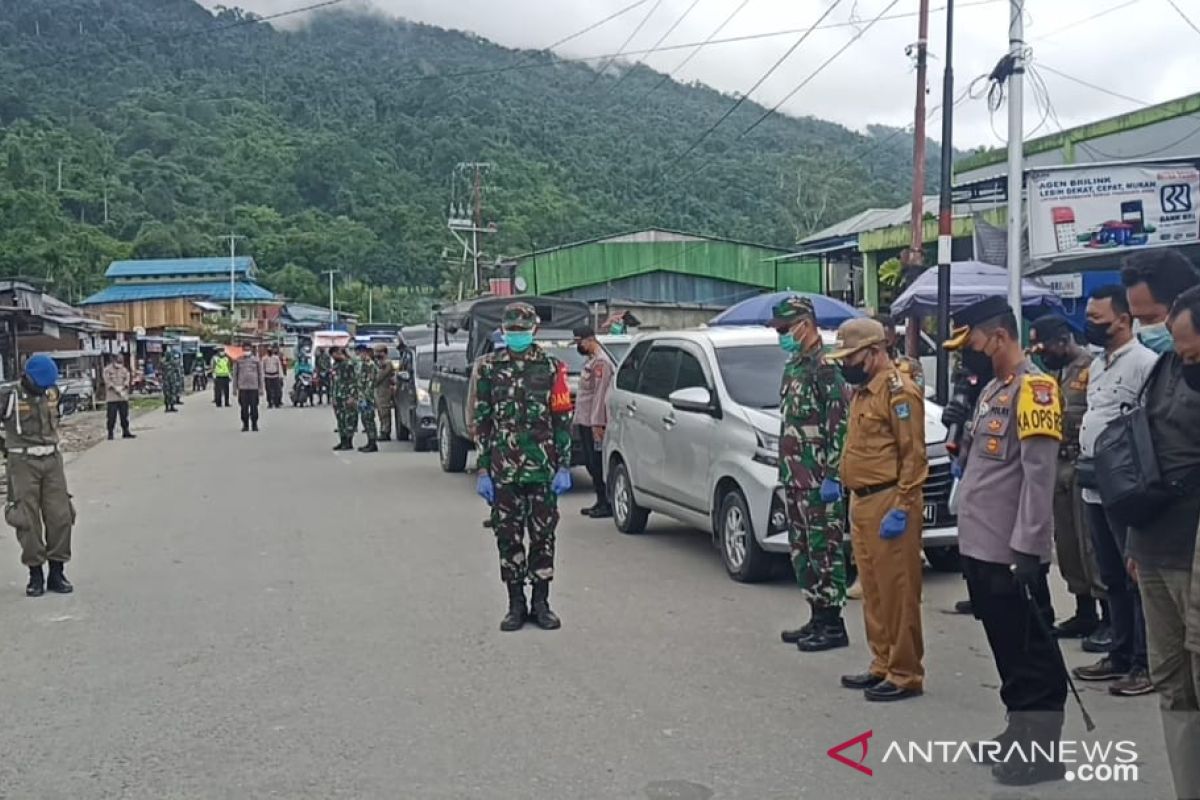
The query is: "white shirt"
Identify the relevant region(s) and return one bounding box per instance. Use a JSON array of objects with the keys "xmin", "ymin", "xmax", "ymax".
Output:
[{"xmin": 1079, "ymin": 338, "xmax": 1160, "ymax": 504}]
